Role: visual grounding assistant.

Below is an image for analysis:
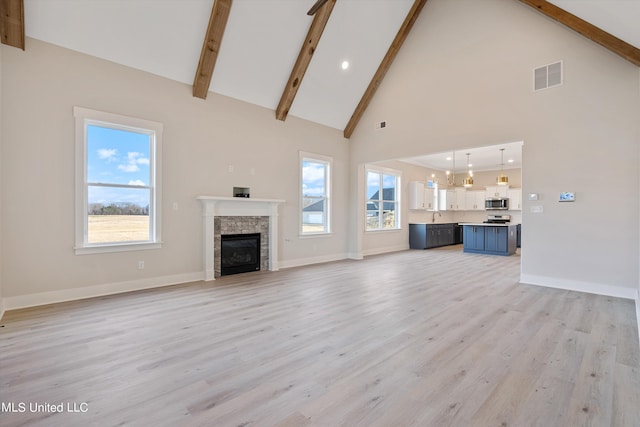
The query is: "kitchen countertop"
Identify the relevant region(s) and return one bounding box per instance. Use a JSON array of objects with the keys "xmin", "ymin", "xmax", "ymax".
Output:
[{"xmin": 459, "ymin": 222, "xmax": 519, "ymax": 227}]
